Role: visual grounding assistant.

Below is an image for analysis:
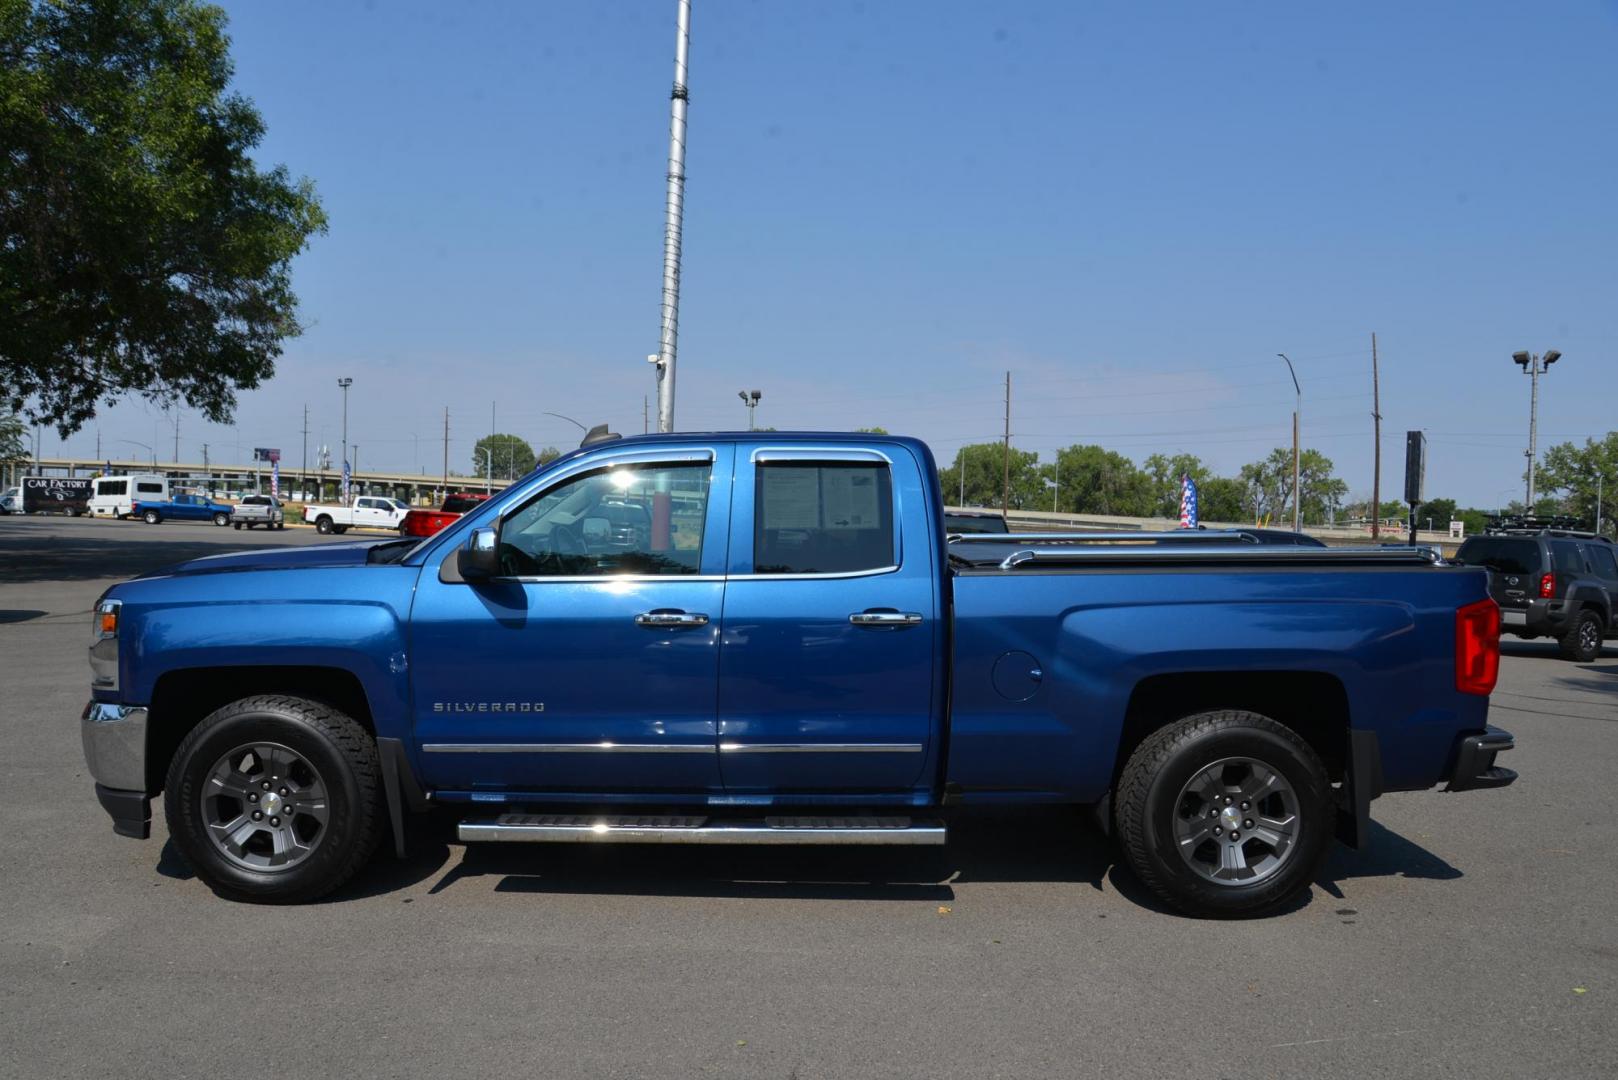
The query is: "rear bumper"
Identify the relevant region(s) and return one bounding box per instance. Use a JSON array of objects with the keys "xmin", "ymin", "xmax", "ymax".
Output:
[
  {"xmin": 1444, "ymin": 726, "xmax": 1517, "ymax": 792},
  {"xmin": 1499, "ymin": 600, "xmax": 1570, "ymax": 636}
]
